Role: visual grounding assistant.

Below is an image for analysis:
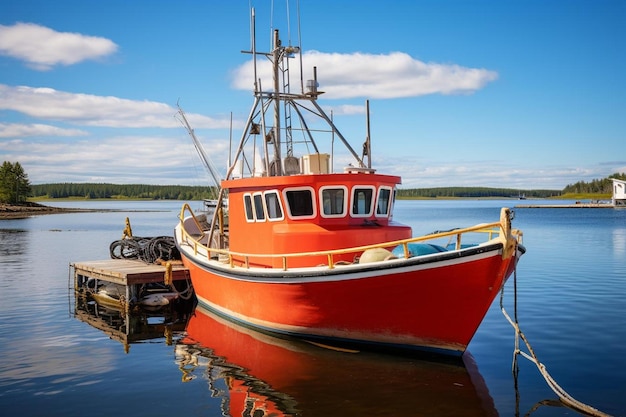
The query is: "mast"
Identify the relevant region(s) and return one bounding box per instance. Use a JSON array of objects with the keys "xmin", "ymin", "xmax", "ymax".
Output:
[
  {"xmin": 272, "ymin": 29, "xmax": 282, "ymax": 175},
  {"xmin": 237, "ymin": 5, "xmax": 368, "ymax": 180}
]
